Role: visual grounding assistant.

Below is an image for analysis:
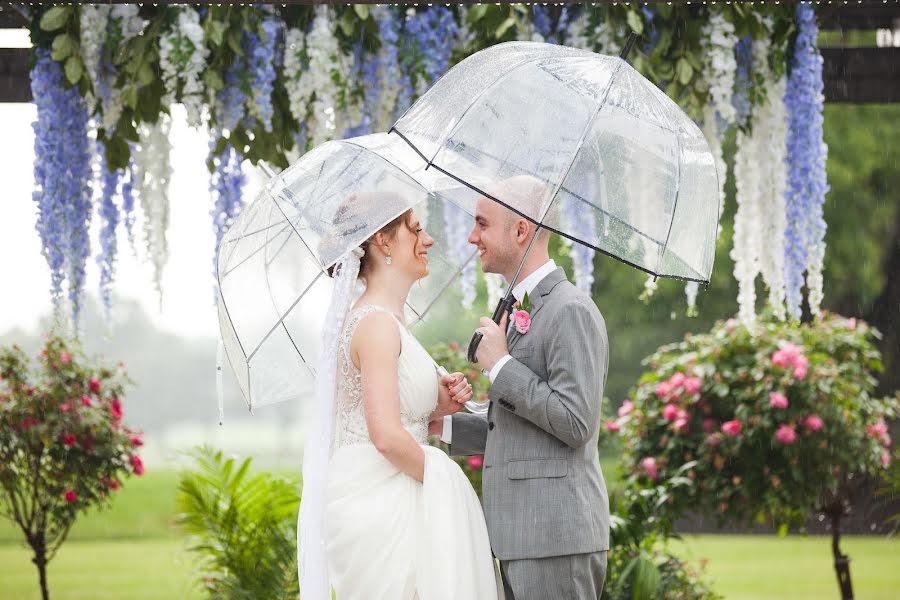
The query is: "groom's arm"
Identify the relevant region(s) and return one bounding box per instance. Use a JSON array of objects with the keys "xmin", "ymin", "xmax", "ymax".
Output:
[
  {"xmin": 489, "ymin": 297, "xmax": 607, "ymax": 448},
  {"xmin": 447, "ymin": 412, "xmax": 488, "ymax": 456}
]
